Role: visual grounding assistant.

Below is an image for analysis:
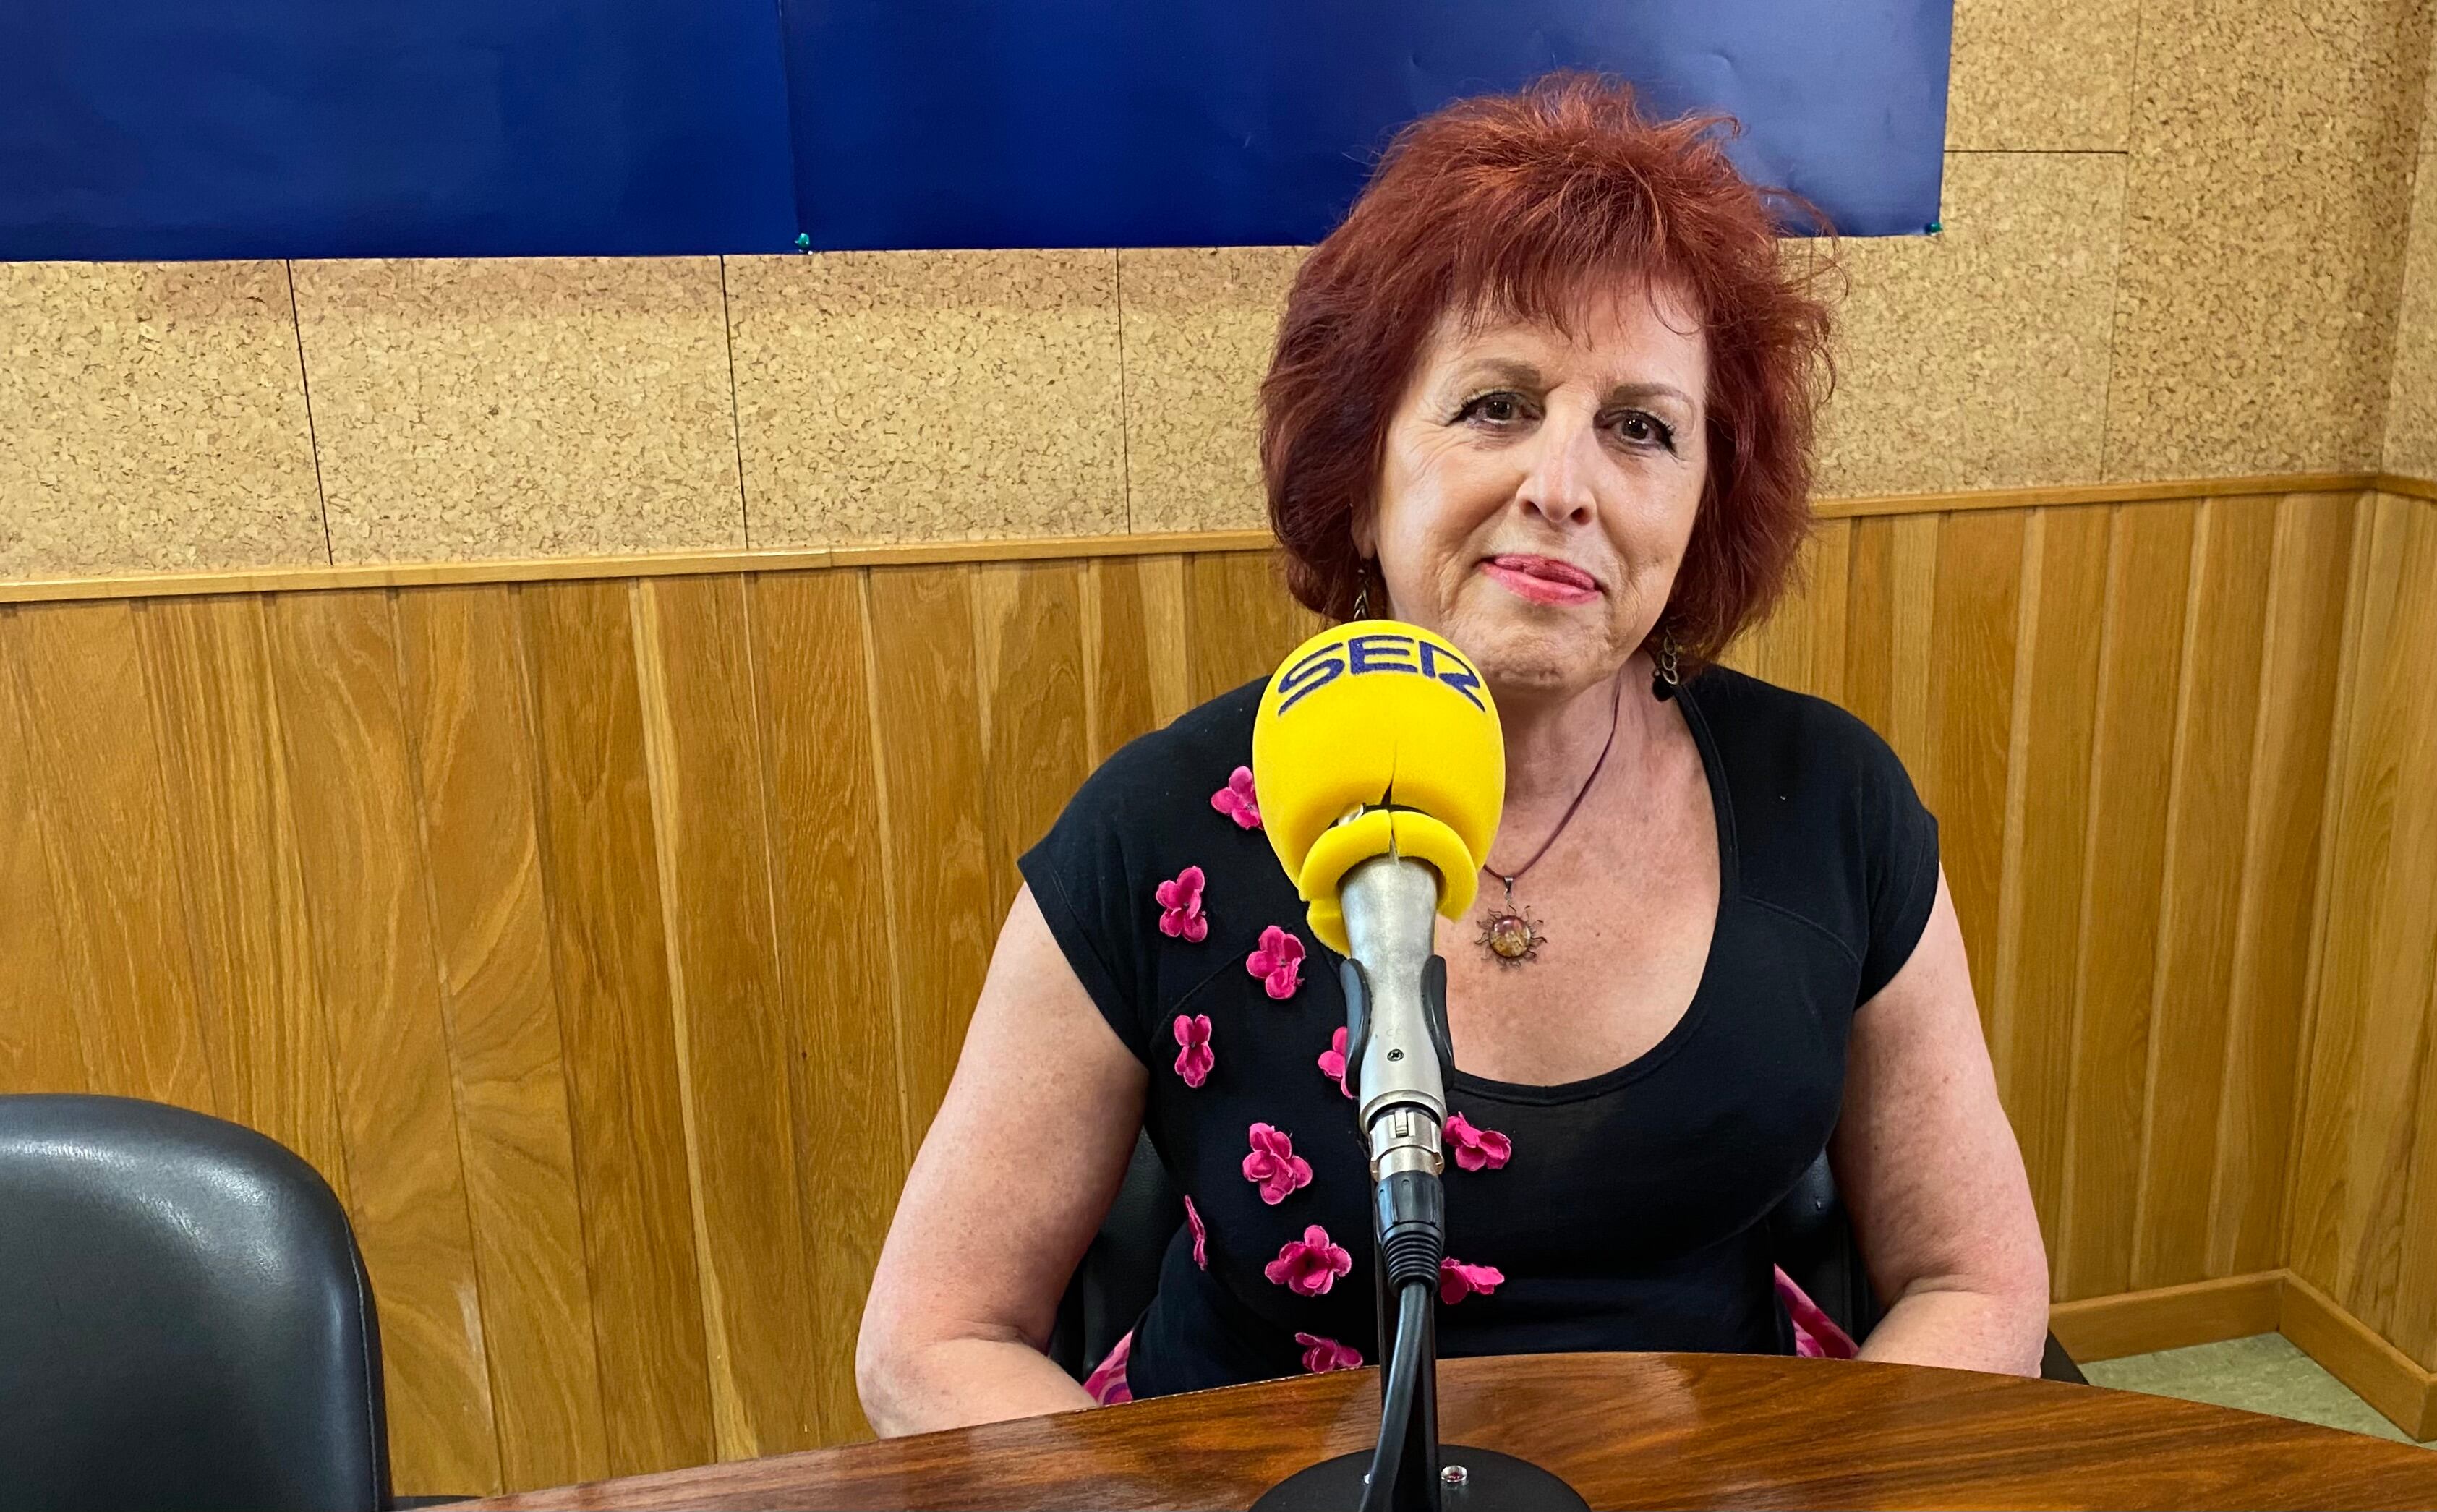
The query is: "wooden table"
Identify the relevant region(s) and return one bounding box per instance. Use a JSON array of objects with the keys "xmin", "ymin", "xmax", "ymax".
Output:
[{"xmin": 468, "ymin": 1352, "xmax": 2437, "ymax": 1510}]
